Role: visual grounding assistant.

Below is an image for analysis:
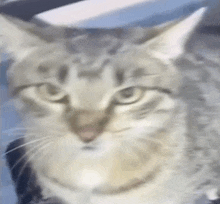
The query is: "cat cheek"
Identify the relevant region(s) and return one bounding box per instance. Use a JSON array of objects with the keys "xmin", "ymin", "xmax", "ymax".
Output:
[
  {"xmin": 26, "ymin": 103, "xmax": 48, "ymax": 118},
  {"xmin": 15, "ymin": 97, "xmax": 50, "ymax": 118},
  {"xmin": 13, "ymin": 97, "xmax": 26, "ymax": 113}
]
